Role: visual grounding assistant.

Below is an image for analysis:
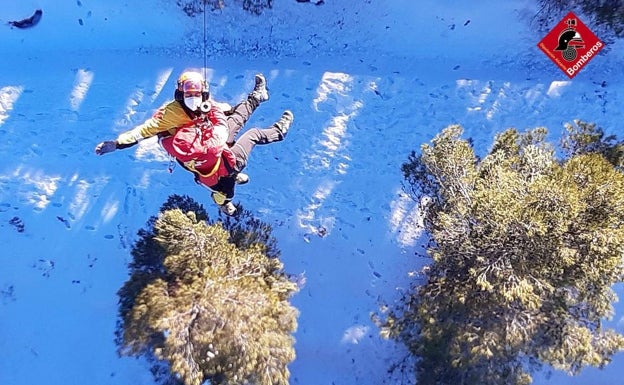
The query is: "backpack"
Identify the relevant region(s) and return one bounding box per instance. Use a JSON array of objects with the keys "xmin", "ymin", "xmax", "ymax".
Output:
[
  {"xmin": 170, "ymin": 120, "xmax": 226, "ymax": 177},
  {"xmin": 160, "ymin": 102, "xmax": 236, "ymax": 184}
]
